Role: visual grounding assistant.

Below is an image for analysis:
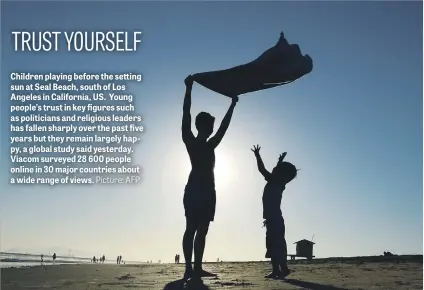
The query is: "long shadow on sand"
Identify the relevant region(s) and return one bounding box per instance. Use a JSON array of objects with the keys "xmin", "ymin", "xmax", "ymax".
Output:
[
  {"xmin": 284, "ymin": 279, "xmax": 348, "ymax": 290},
  {"xmin": 163, "ymin": 278, "xmax": 211, "ymax": 290}
]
